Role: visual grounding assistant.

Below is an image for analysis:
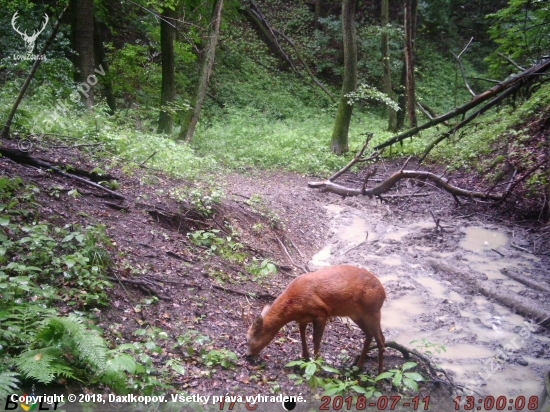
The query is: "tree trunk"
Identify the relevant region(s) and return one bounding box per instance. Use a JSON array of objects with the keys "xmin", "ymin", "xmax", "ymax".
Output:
[
  {"xmin": 70, "ymin": 0, "xmax": 95, "ymax": 110},
  {"xmin": 314, "ymin": 0, "xmax": 322, "ymax": 30},
  {"xmin": 382, "ymin": 0, "xmax": 397, "ymax": 132},
  {"xmin": 331, "ymin": 0, "xmax": 357, "ymax": 155},
  {"xmin": 404, "ymin": 0, "xmax": 418, "ymax": 128},
  {"xmin": 158, "ymin": 7, "xmax": 176, "ymax": 134},
  {"xmin": 396, "ymin": 62, "xmax": 406, "ymax": 130},
  {"xmin": 93, "ymin": 18, "xmax": 116, "ymax": 115},
  {"xmin": 179, "ymin": 0, "xmax": 224, "ymax": 142}
]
